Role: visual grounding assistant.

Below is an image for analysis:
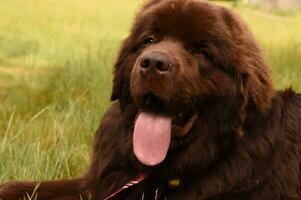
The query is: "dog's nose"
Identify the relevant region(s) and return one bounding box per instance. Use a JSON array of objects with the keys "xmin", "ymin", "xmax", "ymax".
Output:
[{"xmin": 139, "ymin": 52, "xmax": 172, "ymax": 75}]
